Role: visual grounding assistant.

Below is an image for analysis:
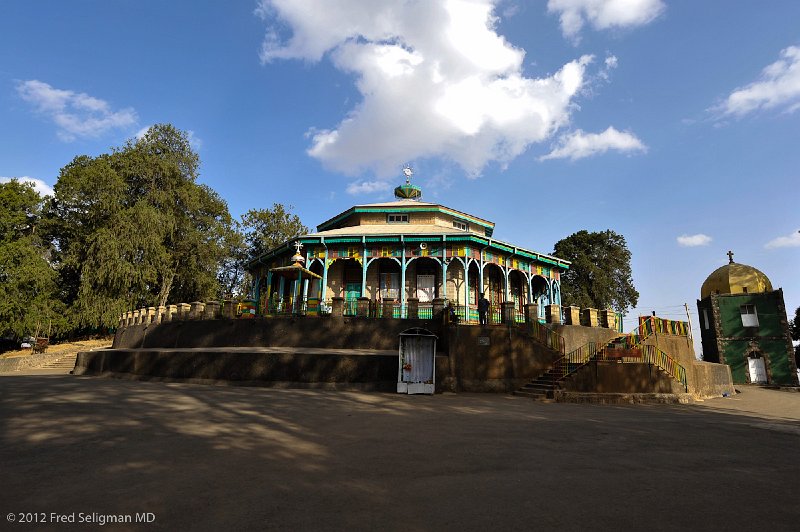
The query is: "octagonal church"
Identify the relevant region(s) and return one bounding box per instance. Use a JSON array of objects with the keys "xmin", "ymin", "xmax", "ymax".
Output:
[{"xmin": 247, "ymin": 169, "xmax": 568, "ymax": 323}]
